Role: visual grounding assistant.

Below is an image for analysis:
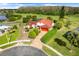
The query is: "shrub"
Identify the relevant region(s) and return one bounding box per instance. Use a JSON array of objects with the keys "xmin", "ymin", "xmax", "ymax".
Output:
[
  {"xmin": 47, "ymin": 16, "xmax": 52, "ymax": 20},
  {"xmin": 9, "ymin": 17, "xmax": 17, "ymax": 21},
  {"xmin": 26, "ymin": 15, "xmax": 32, "ymax": 19},
  {"xmin": 23, "ymin": 17, "xmax": 29, "ymax": 23},
  {"xmin": 54, "ymin": 21, "xmax": 62, "ymax": 29},
  {"xmin": 28, "ymin": 30, "xmax": 36, "ymax": 39},
  {"xmin": 13, "ymin": 25, "xmax": 18, "ymax": 29},
  {"xmin": 23, "ymin": 15, "xmax": 31, "ymax": 23},
  {"xmin": 33, "ymin": 28, "xmax": 39, "ymax": 35},
  {"xmin": 32, "ymin": 15, "xmax": 37, "ymax": 21}
]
